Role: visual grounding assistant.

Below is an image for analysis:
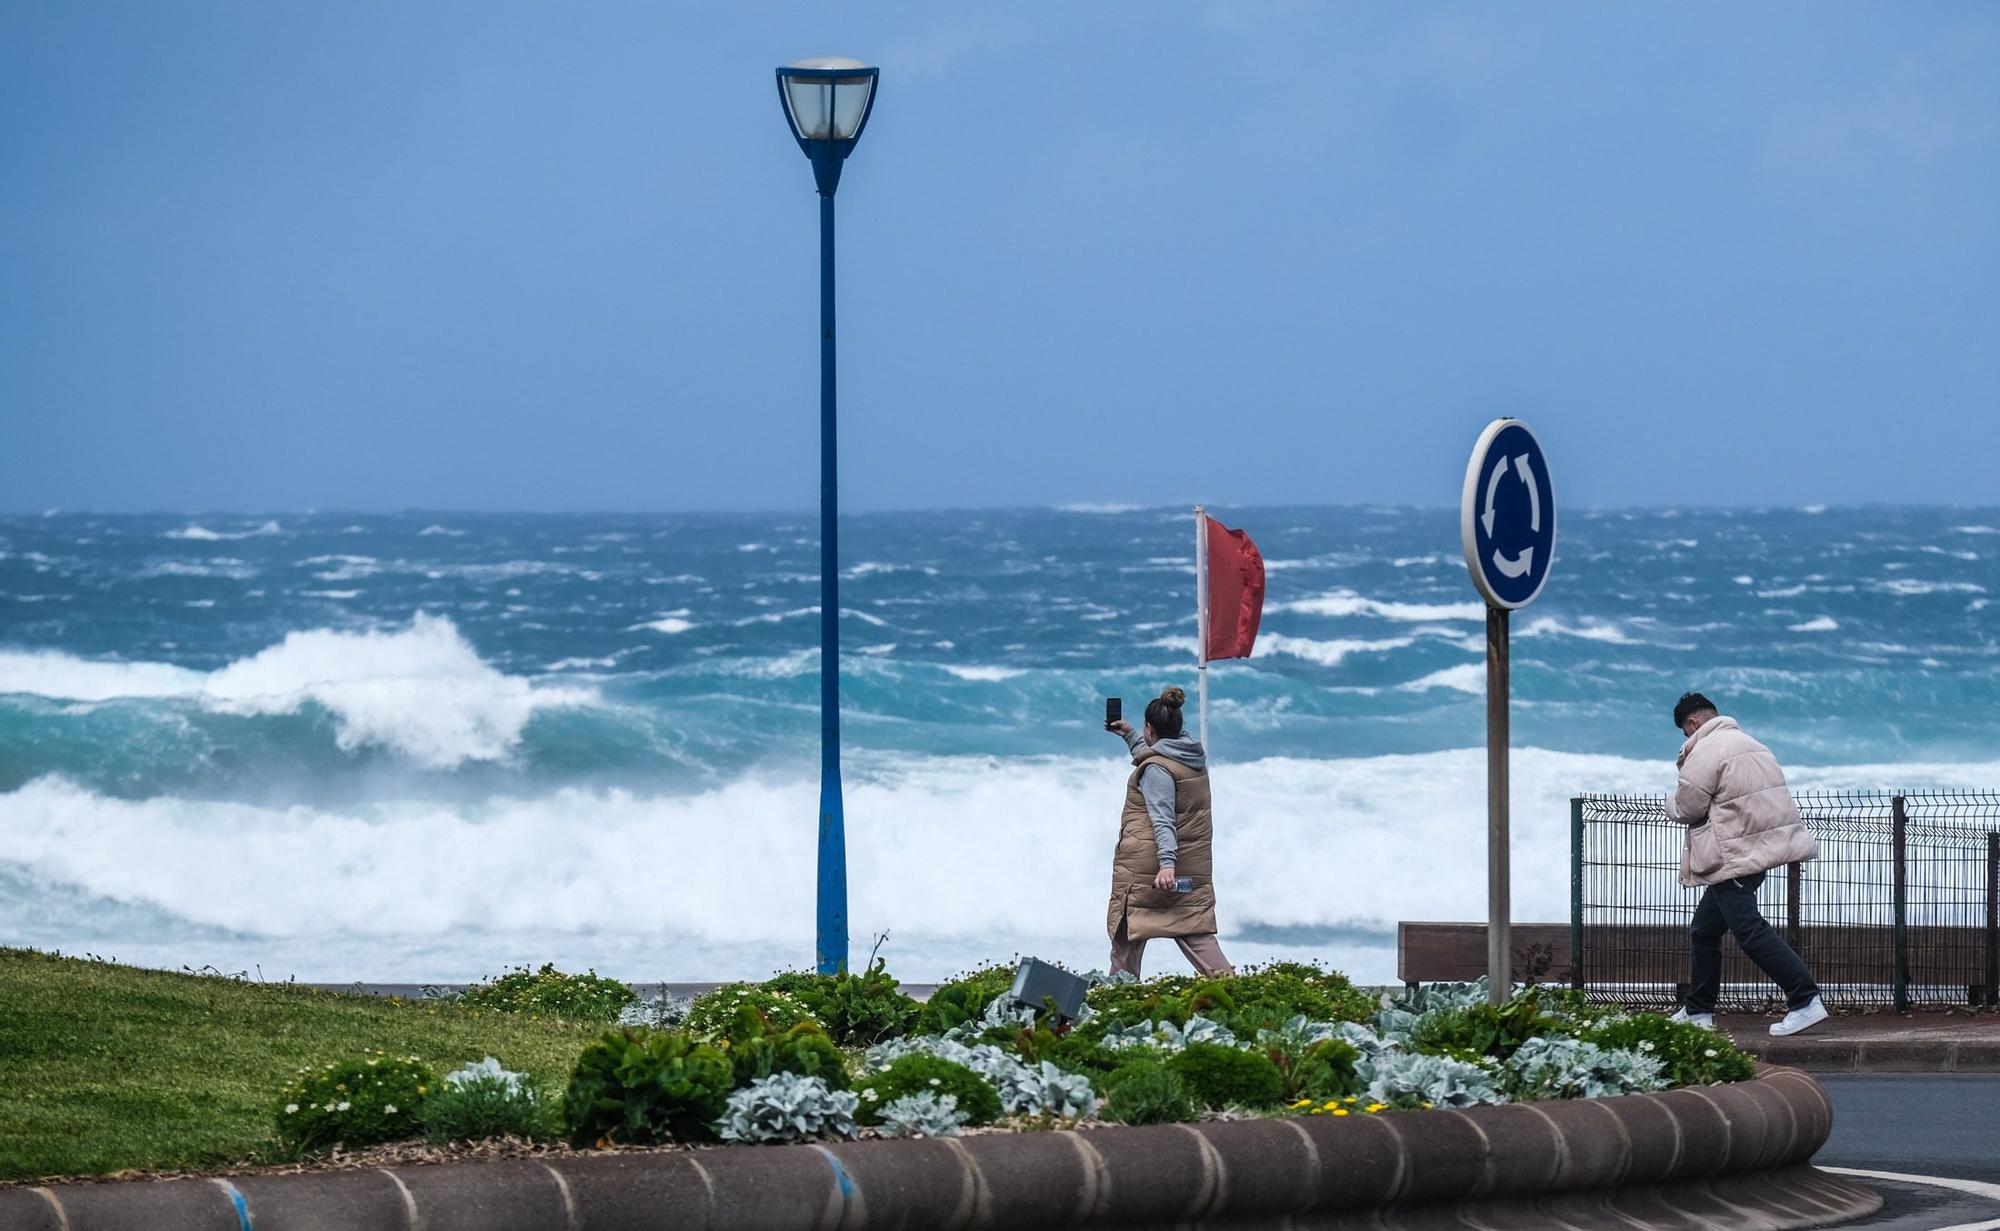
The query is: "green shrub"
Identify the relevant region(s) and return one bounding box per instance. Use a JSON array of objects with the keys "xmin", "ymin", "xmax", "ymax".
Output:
[
  {"xmin": 1286, "ymin": 1037, "xmax": 1363, "ymax": 1101},
  {"xmin": 1221, "ymin": 963, "xmax": 1378, "ymax": 1032},
  {"xmin": 1166, "ymin": 1041, "xmax": 1285, "ymax": 1110},
  {"xmin": 916, "ymin": 963, "xmax": 1017, "ymax": 1034},
  {"xmin": 854, "ymin": 1055, "xmax": 1002, "ymax": 1127},
  {"xmin": 762, "ymin": 960, "xmax": 920, "ymax": 1047},
  {"xmin": 1582, "ymin": 1014, "xmax": 1756, "ymax": 1087},
  {"xmin": 724, "ymin": 1008, "xmax": 851, "ymax": 1090},
  {"xmin": 420, "ymin": 1057, "xmax": 556, "ymax": 1143},
  {"xmin": 276, "ymin": 1050, "xmax": 435, "ymax": 1154},
  {"xmin": 1407, "ymin": 994, "xmax": 1553, "ymax": 1062},
  {"xmin": 457, "ymin": 963, "xmax": 635, "ymax": 1022},
  {"xmin": 563, "ymin": 1028, "xmax": 735, "ymax": 1147},
  {"xmin": 1082, "ymin": 975, "xmax": 1202, "ymax": 1034},
  {"xmin": 685, "ymin": 984, "xmax": 820, "ymax": 1040},
  {"xmin": 1010, "ymin": 1028, "xmax": 1124, "ymax": 1092},
  {"xmin": 1101, "ymin": 1060, "xmax": 1198, "ymax": 1125}
]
